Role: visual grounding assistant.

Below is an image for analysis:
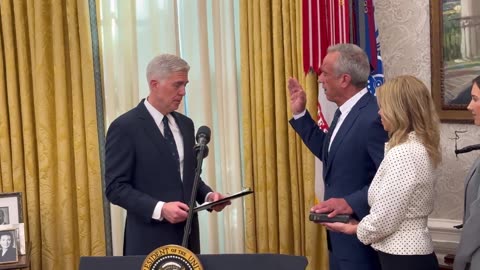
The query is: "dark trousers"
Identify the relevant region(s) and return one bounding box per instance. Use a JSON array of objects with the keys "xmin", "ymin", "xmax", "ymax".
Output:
[
  {"xmin": 329, "ymin": 251, "xmax": 381, "ymax": 270},
  {"xmin": 378, "ymin": 251, "xmax": 439, "ymax": 270}
]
